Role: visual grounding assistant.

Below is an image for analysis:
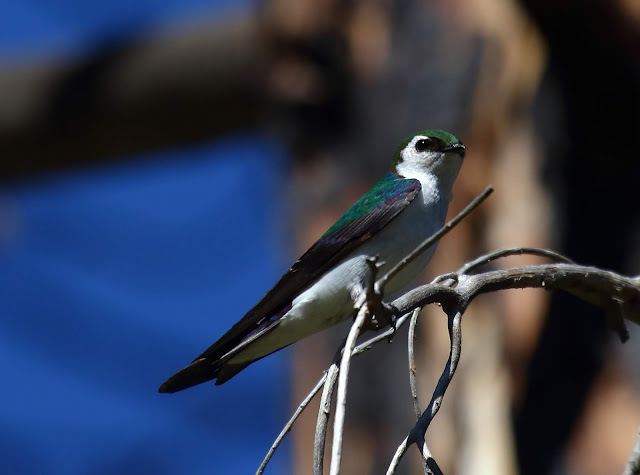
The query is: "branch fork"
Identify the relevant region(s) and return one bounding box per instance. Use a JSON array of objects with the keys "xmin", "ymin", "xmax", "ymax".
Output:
[{"xmin": 256, "ymin": 184, "xmax": 640, "ymax": 475}]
